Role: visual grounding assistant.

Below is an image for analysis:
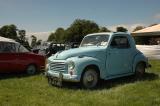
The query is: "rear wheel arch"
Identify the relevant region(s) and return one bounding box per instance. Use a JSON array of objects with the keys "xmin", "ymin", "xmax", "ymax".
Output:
[
  {"xmin": 133, "ymin": 53, "xmax": 147, "ymax": 70},
  {"xmin": 27, "ymin": 63, "xmax": 38, "ymax": 69},
  {"xmin": 135, "ymin": 61, "xmax": 146, "ymax": 77},
  {"xmin": 134, "ymin": 61, "xmax": 146, "ymax": 71},
  {"xmin": 138, "ymin": 61, "xmax": 146, "ymax": 67},
  {"xmin": 26, "ymin": 63, "xmax": 38, "ymax": 75}
]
